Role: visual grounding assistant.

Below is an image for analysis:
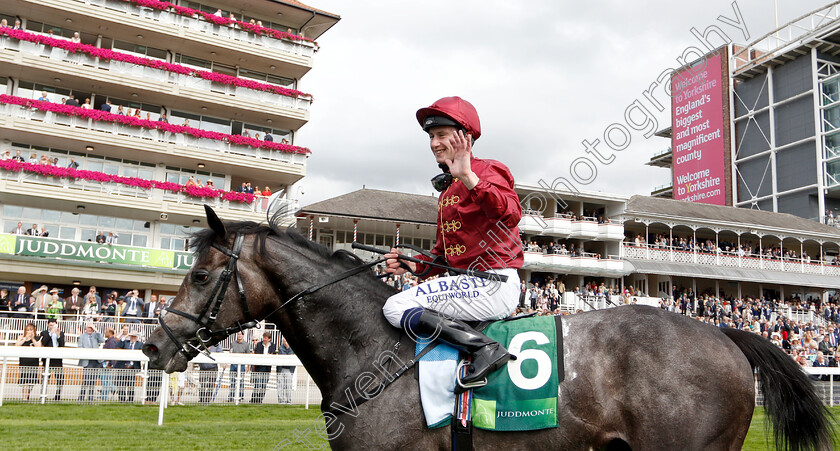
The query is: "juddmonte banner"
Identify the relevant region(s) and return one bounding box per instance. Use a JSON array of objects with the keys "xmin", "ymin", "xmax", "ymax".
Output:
[{"xmin": 0, "ymin": 234, "xmax": 194, "ymax": 270}]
